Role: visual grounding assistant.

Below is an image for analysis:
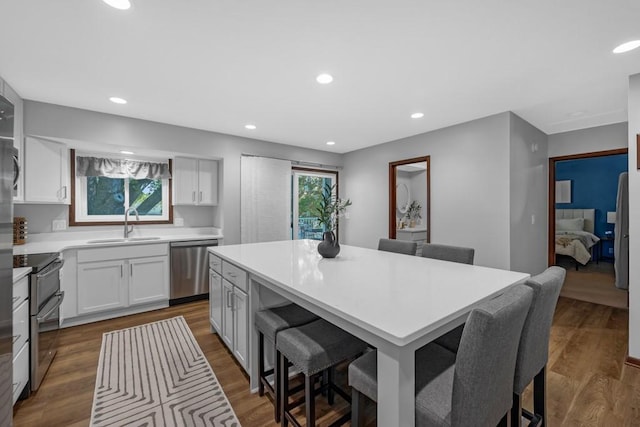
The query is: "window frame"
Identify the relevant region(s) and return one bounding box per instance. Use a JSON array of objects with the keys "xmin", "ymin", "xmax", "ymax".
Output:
[{"xmin": 69, "ymin": 149, "xmax": 174, "ymax": 226}]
